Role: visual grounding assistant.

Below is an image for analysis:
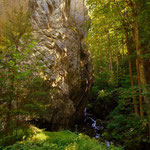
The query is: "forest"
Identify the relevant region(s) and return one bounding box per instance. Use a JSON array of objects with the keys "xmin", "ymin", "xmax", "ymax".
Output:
[{"xmin": 0, "ymin": 0, "xmax": 150, "ymax": 150}]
